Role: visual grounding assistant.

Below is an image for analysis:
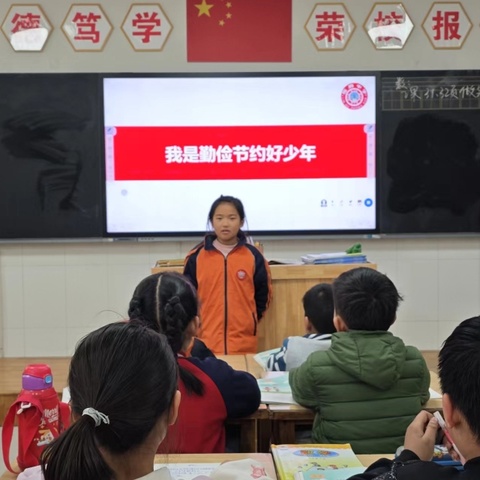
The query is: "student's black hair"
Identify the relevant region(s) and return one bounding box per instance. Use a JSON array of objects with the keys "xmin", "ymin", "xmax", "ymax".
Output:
[
  {"xmin": 128, "ymin": 271, "xmax": 204, "ymax": 396},
  {"xmin": 207, "ymin": 195, "xmax": 246, "ymax": 225},
  {"xmin": 332, "ymin": 267, "xmax": 403, "ymax": 331},
  {"xmin": 41, "ymin": 322, "xmax": 177, "ymax": 480},
  {"xmin": 439, "ymin": 316, "xmax": 480, "ymax": 440},
  {"xmin": 302, "ymin": 283, "xmax": 335, "ymax": 334}
]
